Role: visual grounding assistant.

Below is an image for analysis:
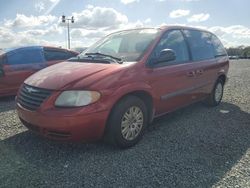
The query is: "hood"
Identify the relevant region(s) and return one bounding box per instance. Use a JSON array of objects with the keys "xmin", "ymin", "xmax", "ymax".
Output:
[{"xmin": 24, "ymin": 61, "xmax": 120, "ymax": 90}]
